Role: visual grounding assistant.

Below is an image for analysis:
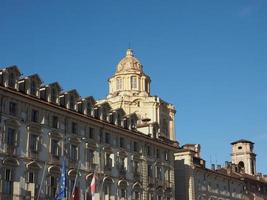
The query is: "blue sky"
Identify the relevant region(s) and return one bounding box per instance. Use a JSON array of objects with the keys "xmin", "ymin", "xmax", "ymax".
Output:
[{"xmin": 1, "ymin": 0, "xmax": 267, "ymax": 174}]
